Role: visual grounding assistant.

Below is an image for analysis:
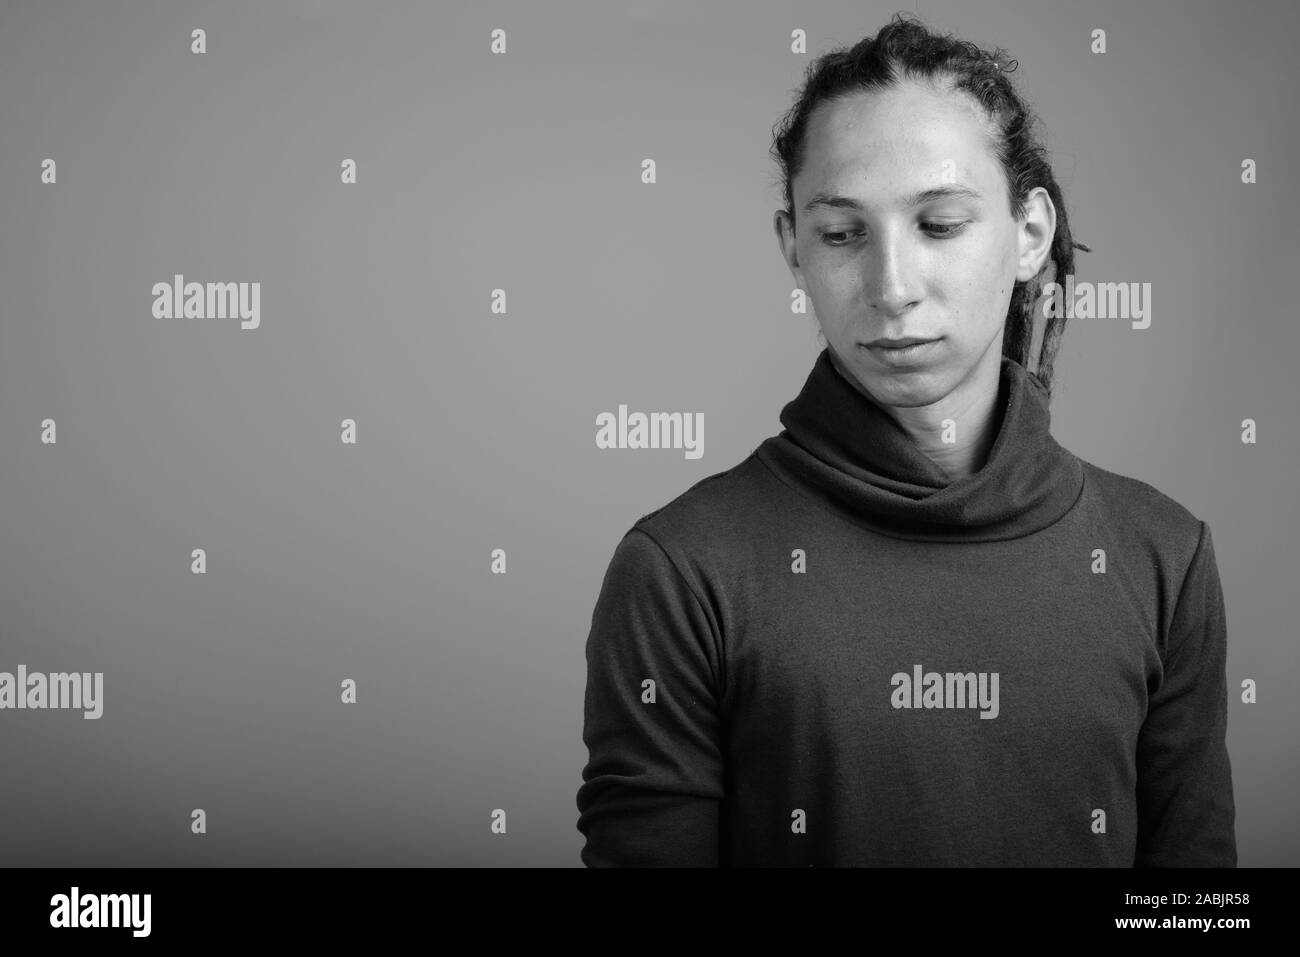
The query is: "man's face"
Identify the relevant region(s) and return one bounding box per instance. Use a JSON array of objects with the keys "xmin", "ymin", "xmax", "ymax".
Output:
[{"xmin": 775, "ymin": 78, "xmax": 1052, "ymax": 409}]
